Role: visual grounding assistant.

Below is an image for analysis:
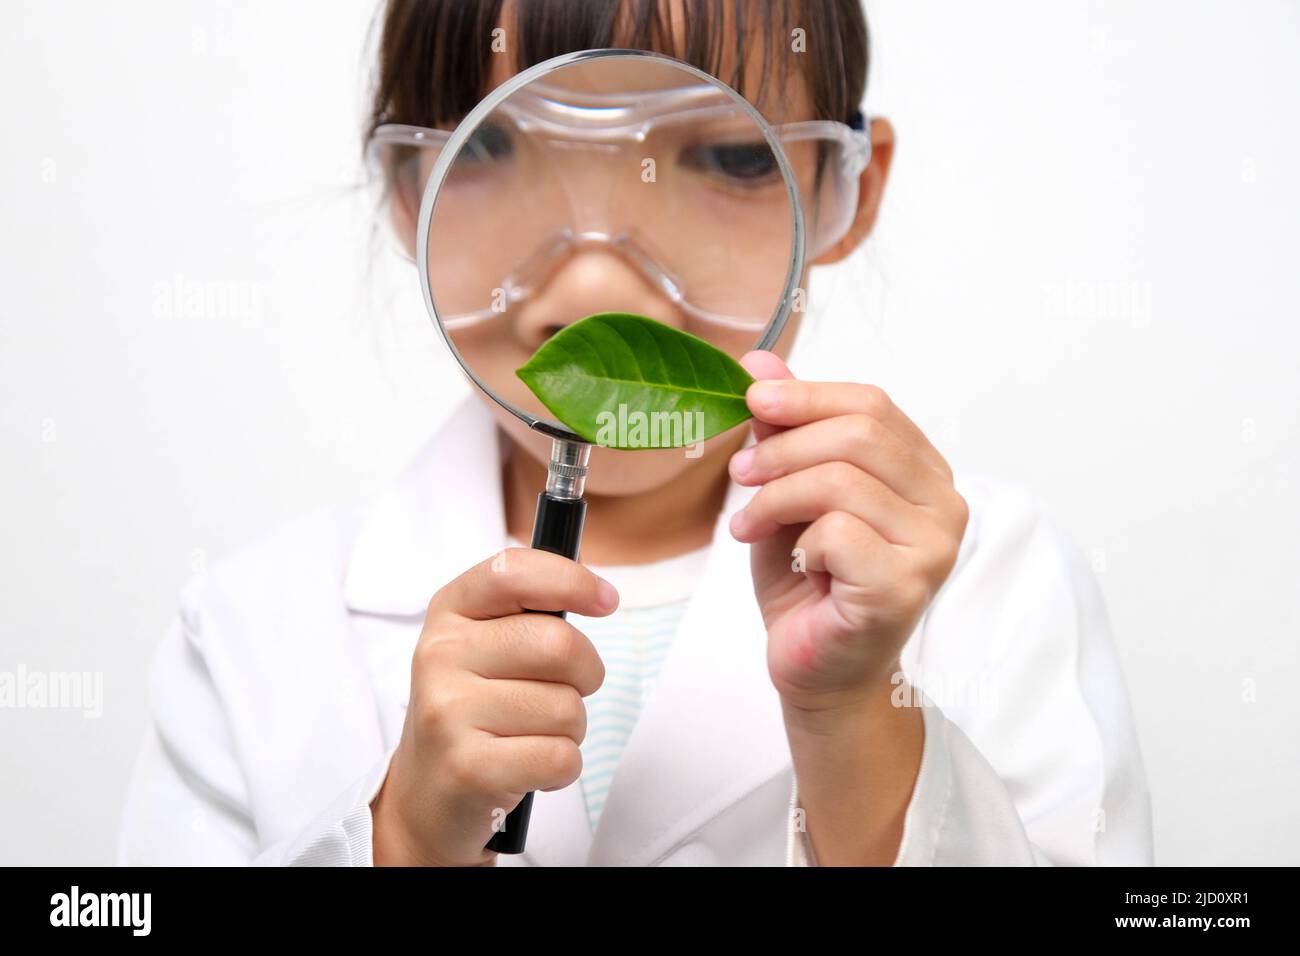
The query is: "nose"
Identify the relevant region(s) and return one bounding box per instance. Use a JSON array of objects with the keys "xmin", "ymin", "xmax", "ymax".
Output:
[{"xmin": 512, "ymin": 247, "xmax": 684, "ymax": 351}]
